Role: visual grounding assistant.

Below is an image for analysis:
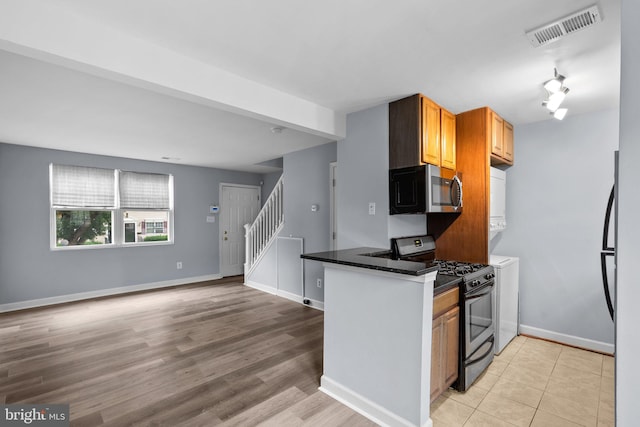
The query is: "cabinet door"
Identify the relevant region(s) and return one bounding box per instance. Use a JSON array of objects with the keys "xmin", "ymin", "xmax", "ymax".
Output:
[
  {"xmin": 440, "ymin": 108, "xmax": 456, "ymax": 170},
  {"xmin": 421, "ymin": 97, "xmax": 441, "ymax": 166},
  {"xmin": 430, "ymin": 316, "xmax": 444, "ymax": 402},
  {"xmin": 503, "ymin": 121, "xmax": 514, "ymax": 163},
  {"xmin": 491, "ymin": 112, "xmax": 504, "ymax": 157},
  {"xmin": 444, "ymin": 306, "xmax": 460, "ymax": 387}
]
